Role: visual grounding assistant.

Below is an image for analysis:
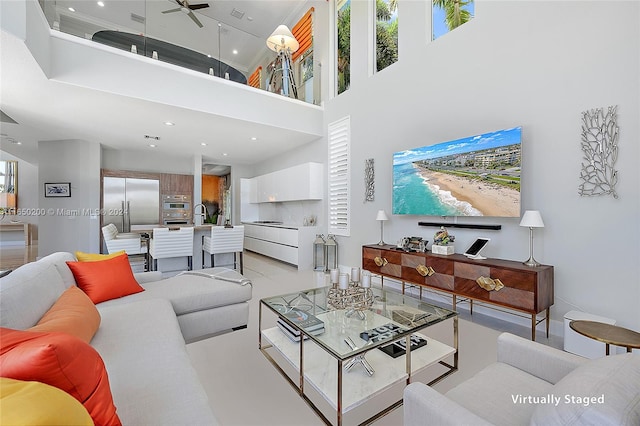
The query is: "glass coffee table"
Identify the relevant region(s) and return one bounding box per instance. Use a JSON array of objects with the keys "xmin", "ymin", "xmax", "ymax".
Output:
[{"xmin": 259, "ymin": 286, "xmax": 458, "ymax": 426}]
